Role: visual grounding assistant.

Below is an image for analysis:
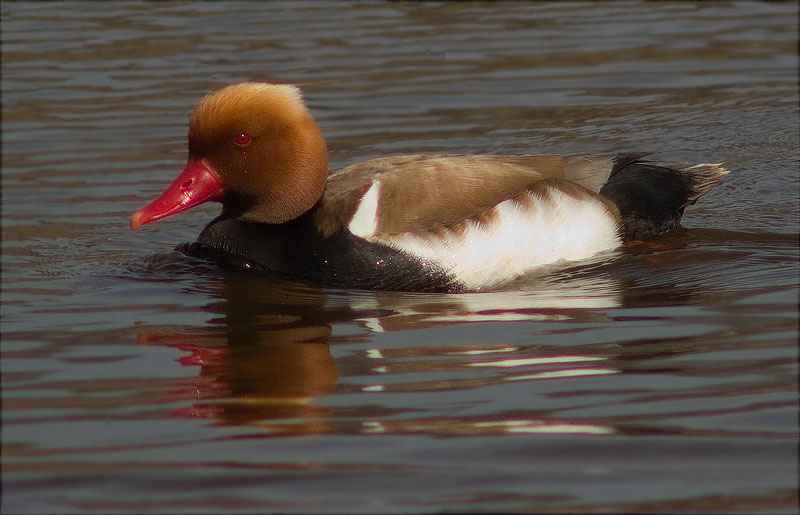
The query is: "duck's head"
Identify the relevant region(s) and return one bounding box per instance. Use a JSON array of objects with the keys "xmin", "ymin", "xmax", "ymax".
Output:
[{"xmin": 130, "ymin": 82, "xmax": 328, "ymax": 229}]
